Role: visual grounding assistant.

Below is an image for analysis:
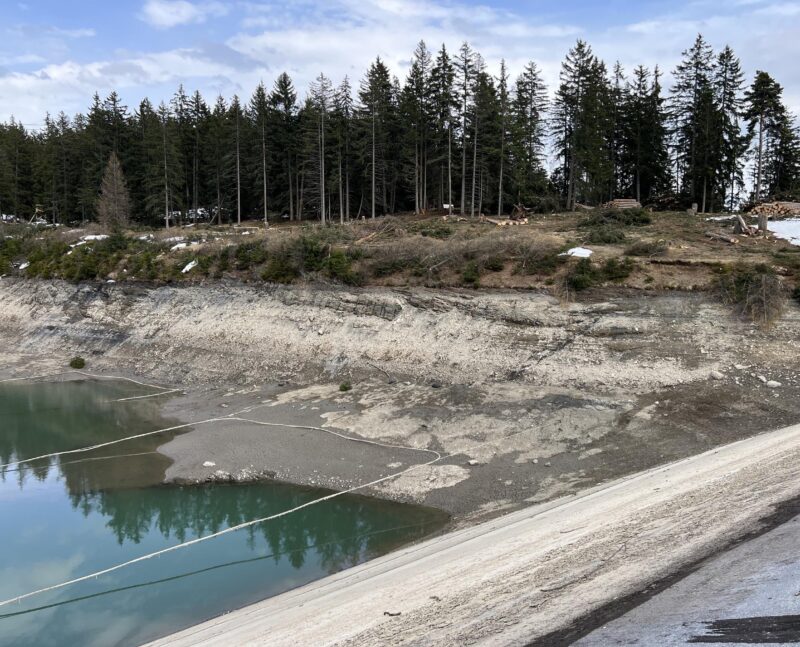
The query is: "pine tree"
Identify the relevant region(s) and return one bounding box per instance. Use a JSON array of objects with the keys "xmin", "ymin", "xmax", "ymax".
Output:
[
  {"xmin": 745, "ymin": 71, "xmax": 784, "ymax": 209},
  {"xmin": 456, "ymin": 42, "xmax": 476, "ymax": 215},
  {"xmin": 429, "ymin": 45, "xmax": 456, "ymax": 212},
  {"xmin": 269, "ymin": 73, "xmax": 298, "ymax": 219},
  {"xmin": 511, "ymin": 60, "xmax": 548, "ymax": 206},
  {"xmin": 622, "ymin": 66, "xmax": 670, "ymax": 203},
  {"xmin": 96, "ymin": 152, "xmax": 131, "ymax": 231},
  {"xmin": 249, "ymin": 82, "xmax": 271, "ymax": 226},
  {"xmin": 713, "ymin": 46, "xmax": 747, "ymax": 211},
  {"xmin": 669, "ymin": 34, "xmax": 716, "ymax": 207}
]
